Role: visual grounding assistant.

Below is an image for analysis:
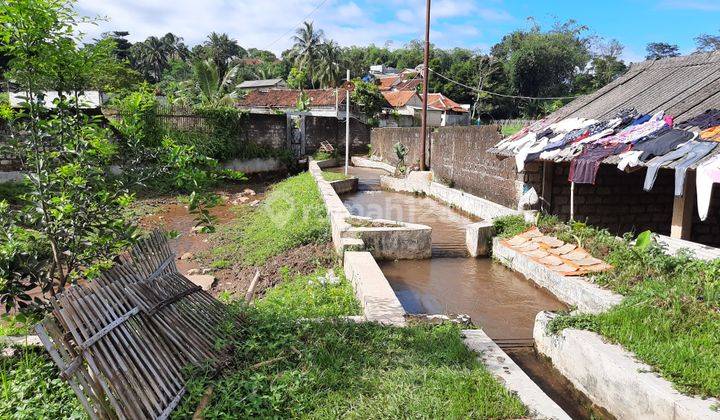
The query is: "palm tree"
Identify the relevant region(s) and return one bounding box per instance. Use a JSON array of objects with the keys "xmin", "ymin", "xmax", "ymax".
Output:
[
  {"xmin": 131, "ymin": 36, "xmax": 168, "ymax": 82},
  {"xmin": 203, "ymin": 32, "xmax": 244, "ymax": 78},
  {"xmin": 179, "ymin": 59, "xmax": 240, "ymax": 106},
  {"xmin": 291, "ymin": 21, "xmax": 325, "ymax": 88},
  {"xmin": 315, "ymin": 41, "xmax": 341, "ymax": 88},
  {"xmin": 161, "ymin": 32, "xmax": 189, "ymax": 61}
]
